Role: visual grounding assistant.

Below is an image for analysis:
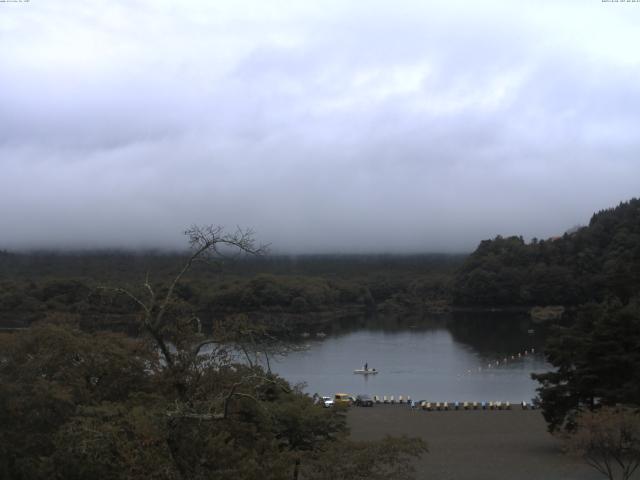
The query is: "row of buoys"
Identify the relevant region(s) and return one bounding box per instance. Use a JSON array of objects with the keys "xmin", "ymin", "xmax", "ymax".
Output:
[{"xmin": 460, "ymin": 348, "xmax": 537, "ymax": 377}]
